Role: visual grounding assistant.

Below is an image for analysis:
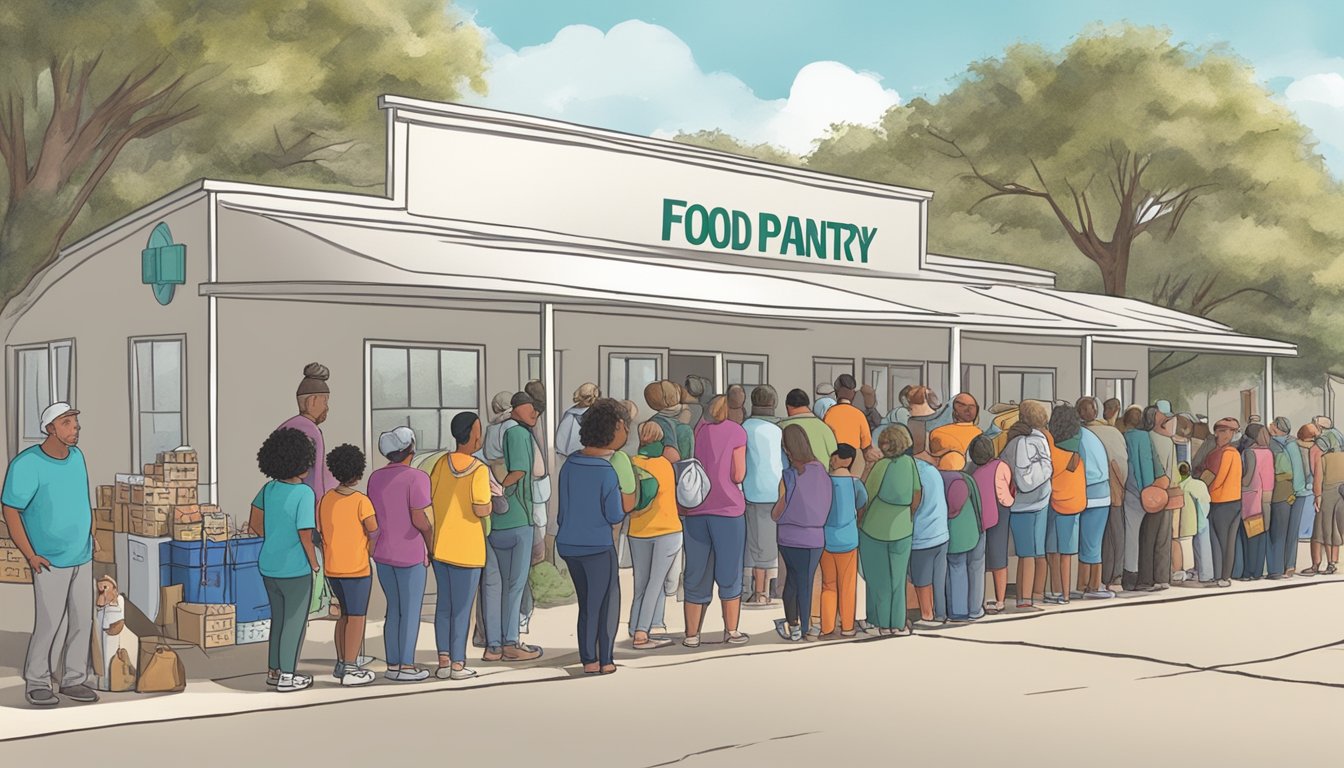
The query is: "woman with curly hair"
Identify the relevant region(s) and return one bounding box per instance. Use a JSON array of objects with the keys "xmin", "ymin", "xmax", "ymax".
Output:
[
  {"xmin": 249, "ymin": 428, "xmax": 321, "ymax": 693},
  {"xmin": 556, "ymin": 399, "xmax": 630, "ymax": 674}
]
